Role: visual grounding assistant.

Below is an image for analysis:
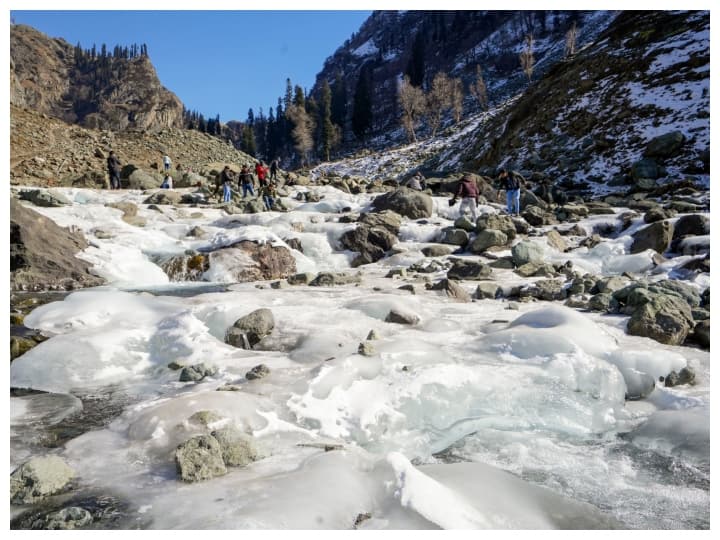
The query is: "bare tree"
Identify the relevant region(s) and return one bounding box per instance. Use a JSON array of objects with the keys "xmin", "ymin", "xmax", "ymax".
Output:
[
  {"xmin": 286, "ymin": 103, "xmax": 316, "ymax": 167},
  {"xmin": 397, "ymin": 75, "xmax": 426, "ymax": 142},
  {"xmin": 565, "ymin": 22, "xmax": 577, "ymax": 58},
  {"xmin": 451, "ymin": 78, "xmax": 464, "ymax": 123},
  {"xmin": 425, "ymin": 72, "xmax": 453, "ymax": 137},
  {"xmin": 469, "ymin": 64, "xmax": 488, "ymax": 111},
  {"xmin": 519, "ymin": 34, "xmax": 535, "ymax": 82}
]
